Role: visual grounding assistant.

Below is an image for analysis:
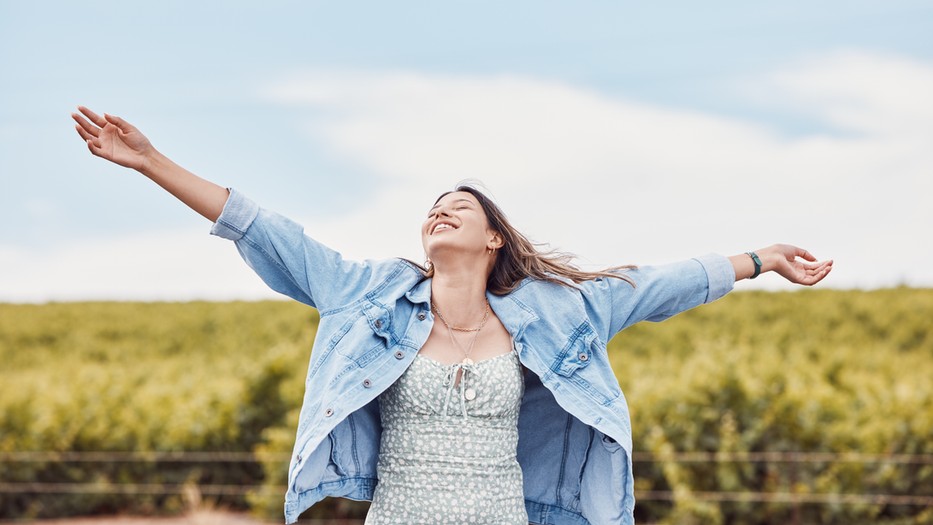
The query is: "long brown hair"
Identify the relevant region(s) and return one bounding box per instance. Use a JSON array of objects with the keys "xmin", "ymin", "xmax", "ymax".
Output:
[{"xmin": 417, "ymin": 183, "xmax": 635, "ymax": 295}]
